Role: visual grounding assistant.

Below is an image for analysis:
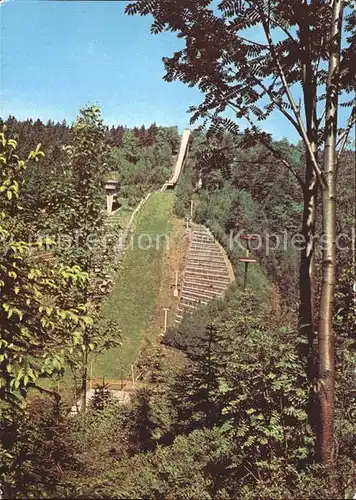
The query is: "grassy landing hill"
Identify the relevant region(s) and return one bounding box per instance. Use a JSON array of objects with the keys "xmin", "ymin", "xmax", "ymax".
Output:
[{"xmin": 93, "ymin": 191, "xmax": 188, "ymax": 379}]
